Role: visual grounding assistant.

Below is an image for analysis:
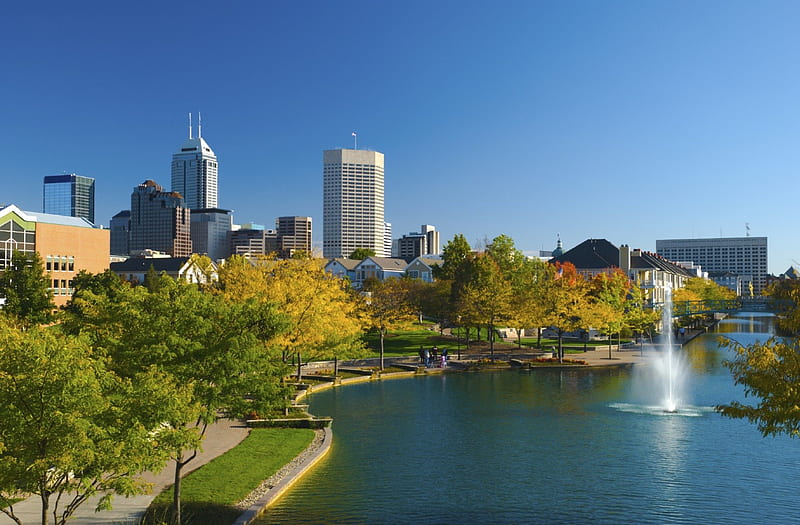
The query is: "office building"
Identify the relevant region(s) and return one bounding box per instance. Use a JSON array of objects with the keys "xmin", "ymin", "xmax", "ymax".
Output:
[
  {"xmin": 276, "ymin": 216, "xmax": 312, "ymax": 257},
  {"xmin": 421, "ymin": 224, "xmax": 440, "ymax": 255},
  {"xmin": 392, "ymin": 225, "xmax": 441, "ymax": 261},
  {"xmin": 171, "ymin": 114, "xmax": 218, "ymax": 209},
  {"xmin": 656, "ymin": 237, "xmax": 768, "ymax": 296},
  {"xmin": 323, "ymin": 149, "xmax": 385, "ymax": 258},
  {"xmin": 43, "ymin": 174, "xmax": 95, "ymax": 224},
  {"xmin": 109, "ymin": 210, "xmax": 131, "ymax": 256},
  {"xmin": 229, "ymin": 224, "xmax": 279, "ymax": 257},
  {"xmin": 129, "ymin": 180, "xmax": 191, "ymax": 257},
  {"xmin": 0, "ymin": 204, "xmax": 109, "ymax": 307},
  {"xmin": 191, "ymin": 208, "xmax": 232, "ymax": 261}
]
